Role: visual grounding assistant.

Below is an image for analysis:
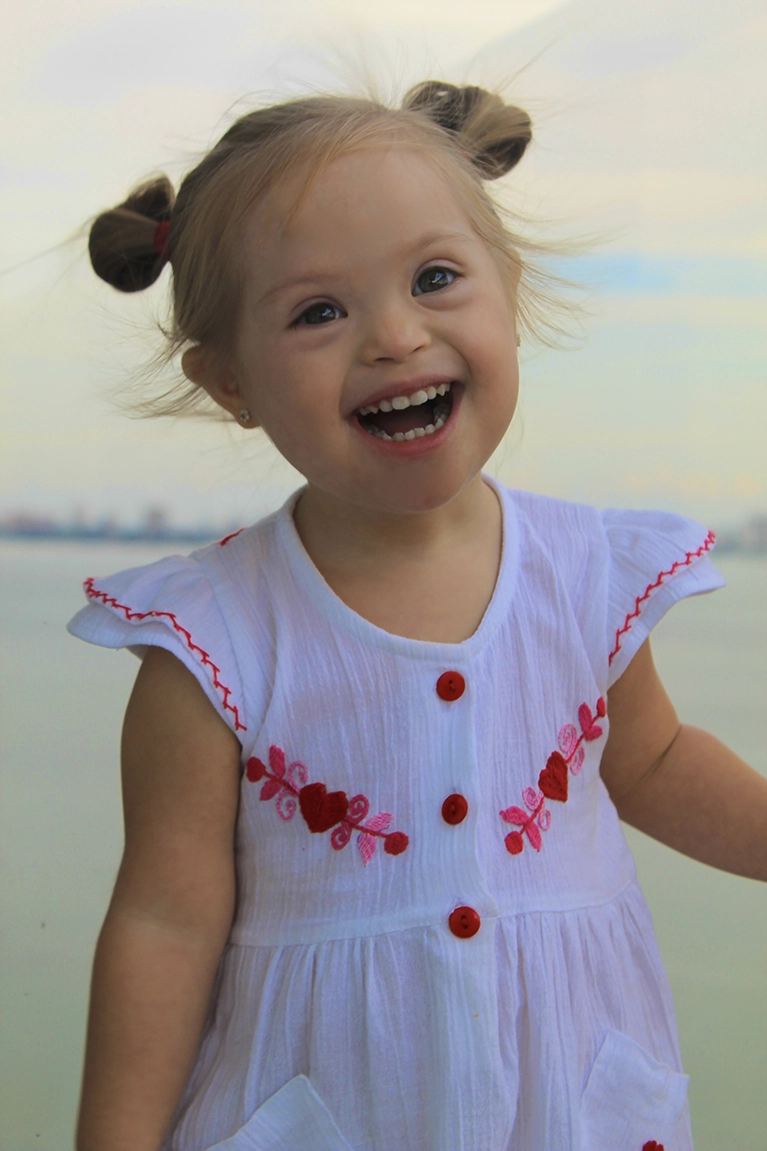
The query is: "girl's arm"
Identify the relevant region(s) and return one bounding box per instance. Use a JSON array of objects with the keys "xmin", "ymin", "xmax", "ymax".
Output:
[
  {"xmin": 600, "ymin": 638, "xmax": 767, "ymax": 881},
  {"xmin": 76, "ymin": 647, "xmax": 242, "ymax": 1151}
]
